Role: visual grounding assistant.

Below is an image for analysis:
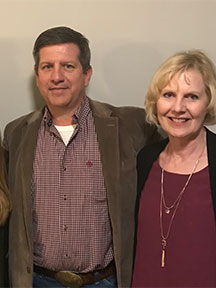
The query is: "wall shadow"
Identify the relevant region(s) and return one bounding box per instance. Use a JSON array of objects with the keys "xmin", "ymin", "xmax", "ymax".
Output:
[{"xmin": 29, "ymin": 73, "xmax": 45, "ymax": 110}]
